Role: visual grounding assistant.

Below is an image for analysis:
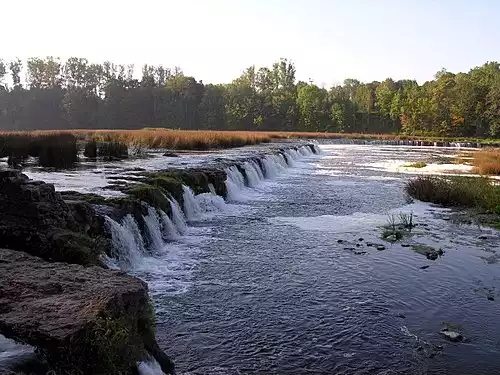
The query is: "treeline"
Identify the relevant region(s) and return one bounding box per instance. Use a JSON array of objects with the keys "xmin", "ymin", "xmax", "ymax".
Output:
[{"xmin": 0, "ymin": 57, "xmax": 499, "ymax": 137}]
